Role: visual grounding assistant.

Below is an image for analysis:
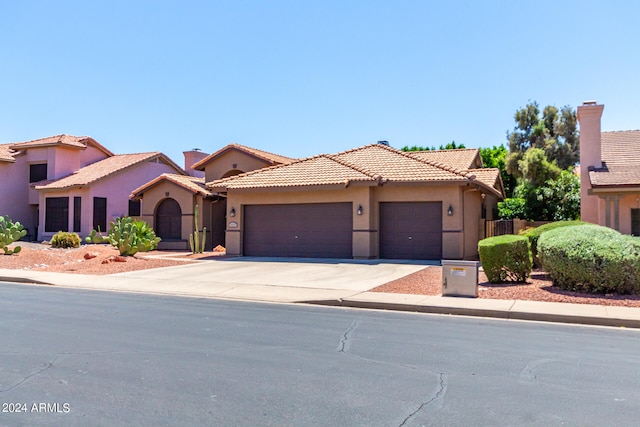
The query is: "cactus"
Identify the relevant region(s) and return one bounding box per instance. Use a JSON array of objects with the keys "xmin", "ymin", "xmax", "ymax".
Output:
[
  {"xmin": 85, "ymin": 226, "xmax": 108, "ymax": 244},
  {"xmin": 0, "ymin": 215, "xmax": 27, "ymax": 255},
  {"xmin": 106, "ymin": 217, "xmax": 161, "ymax": 256},
  {"xmin": 189, "ymin": 205, "xmax": 206, "ymax": 254}
]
